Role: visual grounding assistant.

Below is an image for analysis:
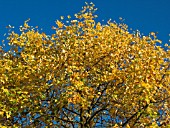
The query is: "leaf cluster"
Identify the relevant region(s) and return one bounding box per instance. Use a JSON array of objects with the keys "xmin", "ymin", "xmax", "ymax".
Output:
[{"xmin": 0, "ymin": 2, "xmax": 170, "ymax": 127}]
